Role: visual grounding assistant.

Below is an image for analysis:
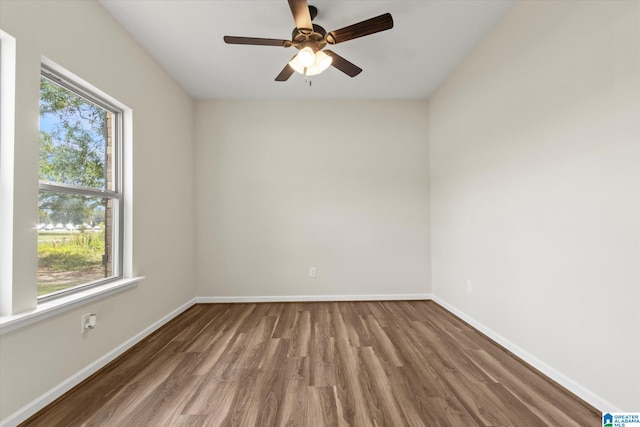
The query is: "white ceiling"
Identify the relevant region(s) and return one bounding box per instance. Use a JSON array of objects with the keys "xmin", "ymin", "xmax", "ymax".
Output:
[{"xmin": 98, "ymin": 0, "xmax": 514, "ymax": 100}]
